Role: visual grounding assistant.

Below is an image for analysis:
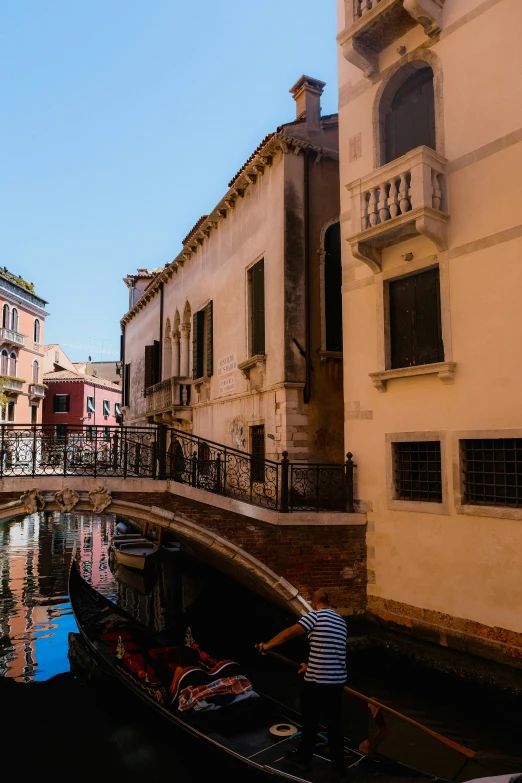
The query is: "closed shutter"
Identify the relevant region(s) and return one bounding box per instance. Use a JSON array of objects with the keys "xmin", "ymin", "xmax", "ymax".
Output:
[
  {"xmin": 324, "ymin": 223, "xmax": 343, "ymax": 352},
  {"xmin": 251, "ymin": 259, "xmax": 265, "ymax": 356},
  {"xmin": 124, "ymin": 363, "xmax": 131, "ymax": 406},
  {"xmin": 153, "ymin": 340, "xmax": 161, "ymax": 384},
  {"xmin": 144, "ymin": 345, "xmax": 154, "ymax": 392},
  {"xmin": 192, "ymin": 313, "xmax": 198, "ymax": 380},
  {"xmin": 206, "ymin": 300, "xmax": 213, "ymax": 377},
  {"xmin": 389, "ymin": 267, "xmax": 443, "ymax": 369},
  {"xmin": 385, "ymin": 68, "xmax": 435, "ymax": 163}
]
